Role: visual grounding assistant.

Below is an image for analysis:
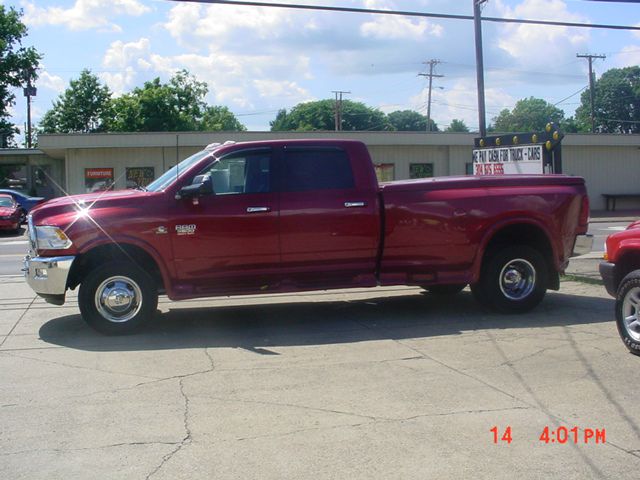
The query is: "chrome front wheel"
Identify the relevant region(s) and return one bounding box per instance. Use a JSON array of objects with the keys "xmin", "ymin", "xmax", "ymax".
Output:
[
  {"xmin": 79, "ymin": 262, "xmax": 157, "ymax": 334},
  {"xmin": 94, "ymin": 276, "xmax": 143, "ymax": 323}
]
